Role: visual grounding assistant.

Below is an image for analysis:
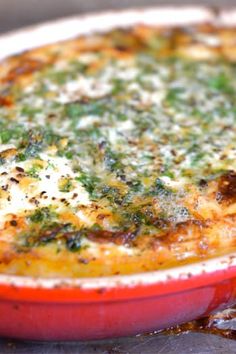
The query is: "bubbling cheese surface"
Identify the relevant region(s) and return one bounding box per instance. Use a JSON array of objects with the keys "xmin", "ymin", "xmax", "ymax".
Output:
[
  {"xmin": 0, "ymin": 24, "xmax": 236, "ymax": 277},
  {"xmin": 0, "ymin": 153, "xmax": 90, "ymax": 229}
]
